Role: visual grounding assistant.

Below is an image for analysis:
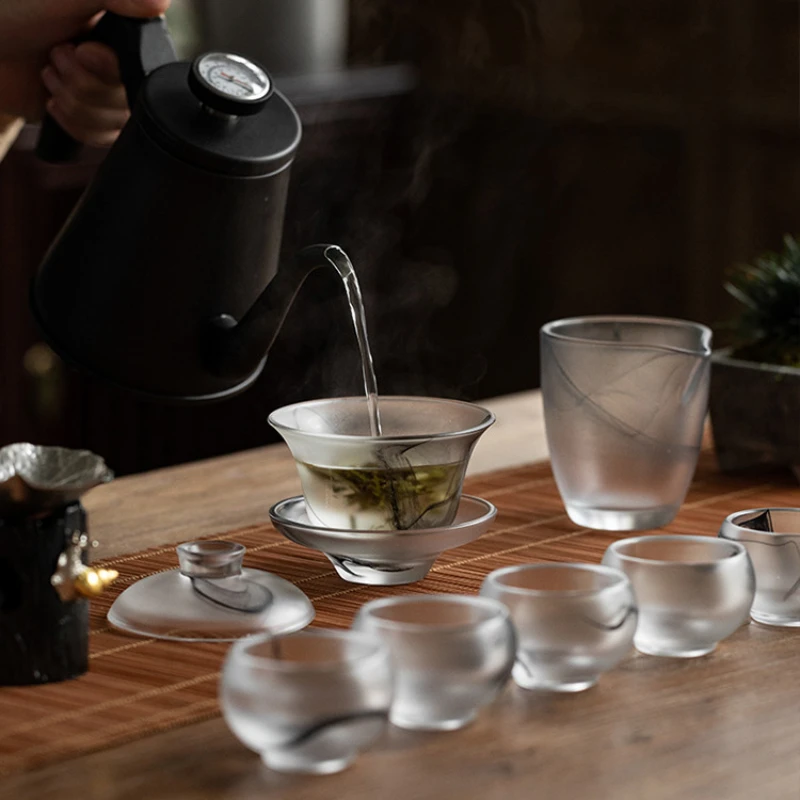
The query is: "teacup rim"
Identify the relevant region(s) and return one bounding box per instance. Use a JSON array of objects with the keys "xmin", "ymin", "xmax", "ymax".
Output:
[
  {"xmin": 606, "ymin": 534, "xmax": 746, "ymax": 565},
  {"xmin": 267, "ymin": 395, "xmax": 496, "ymax": 442},
  {"xmin": 482, "ymin": 562, "xmax": 630, "ymax": 597},
  {"xmin": 227, "ymin": 628, "xmax": 388, "ymax": 672},
  {"xmin": 722, "ymin": 508, "xmax": 800, "ymax": 537},
  {"xmin": 355, "ymin": 593, "xmax": 511, "ymax": 634}
]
